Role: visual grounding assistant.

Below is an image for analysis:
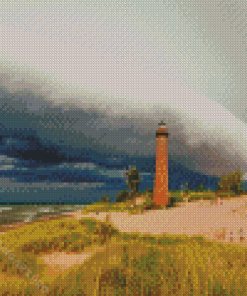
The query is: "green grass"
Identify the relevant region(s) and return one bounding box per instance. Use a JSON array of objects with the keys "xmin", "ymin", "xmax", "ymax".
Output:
[
  {"xmin": 0, "ymin": 214, "xmax": 246, "ymax": 295},
  {"xmin": 80, "ymin": 190, "xmax": 243, "ymax": 215},
  {"xmin": 170, "ymin": 190, "xmax": 244, "ymax": 203},
  {"xmin": 81, "ymin": 192, "xmax": 160, "ymax": 214}
]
